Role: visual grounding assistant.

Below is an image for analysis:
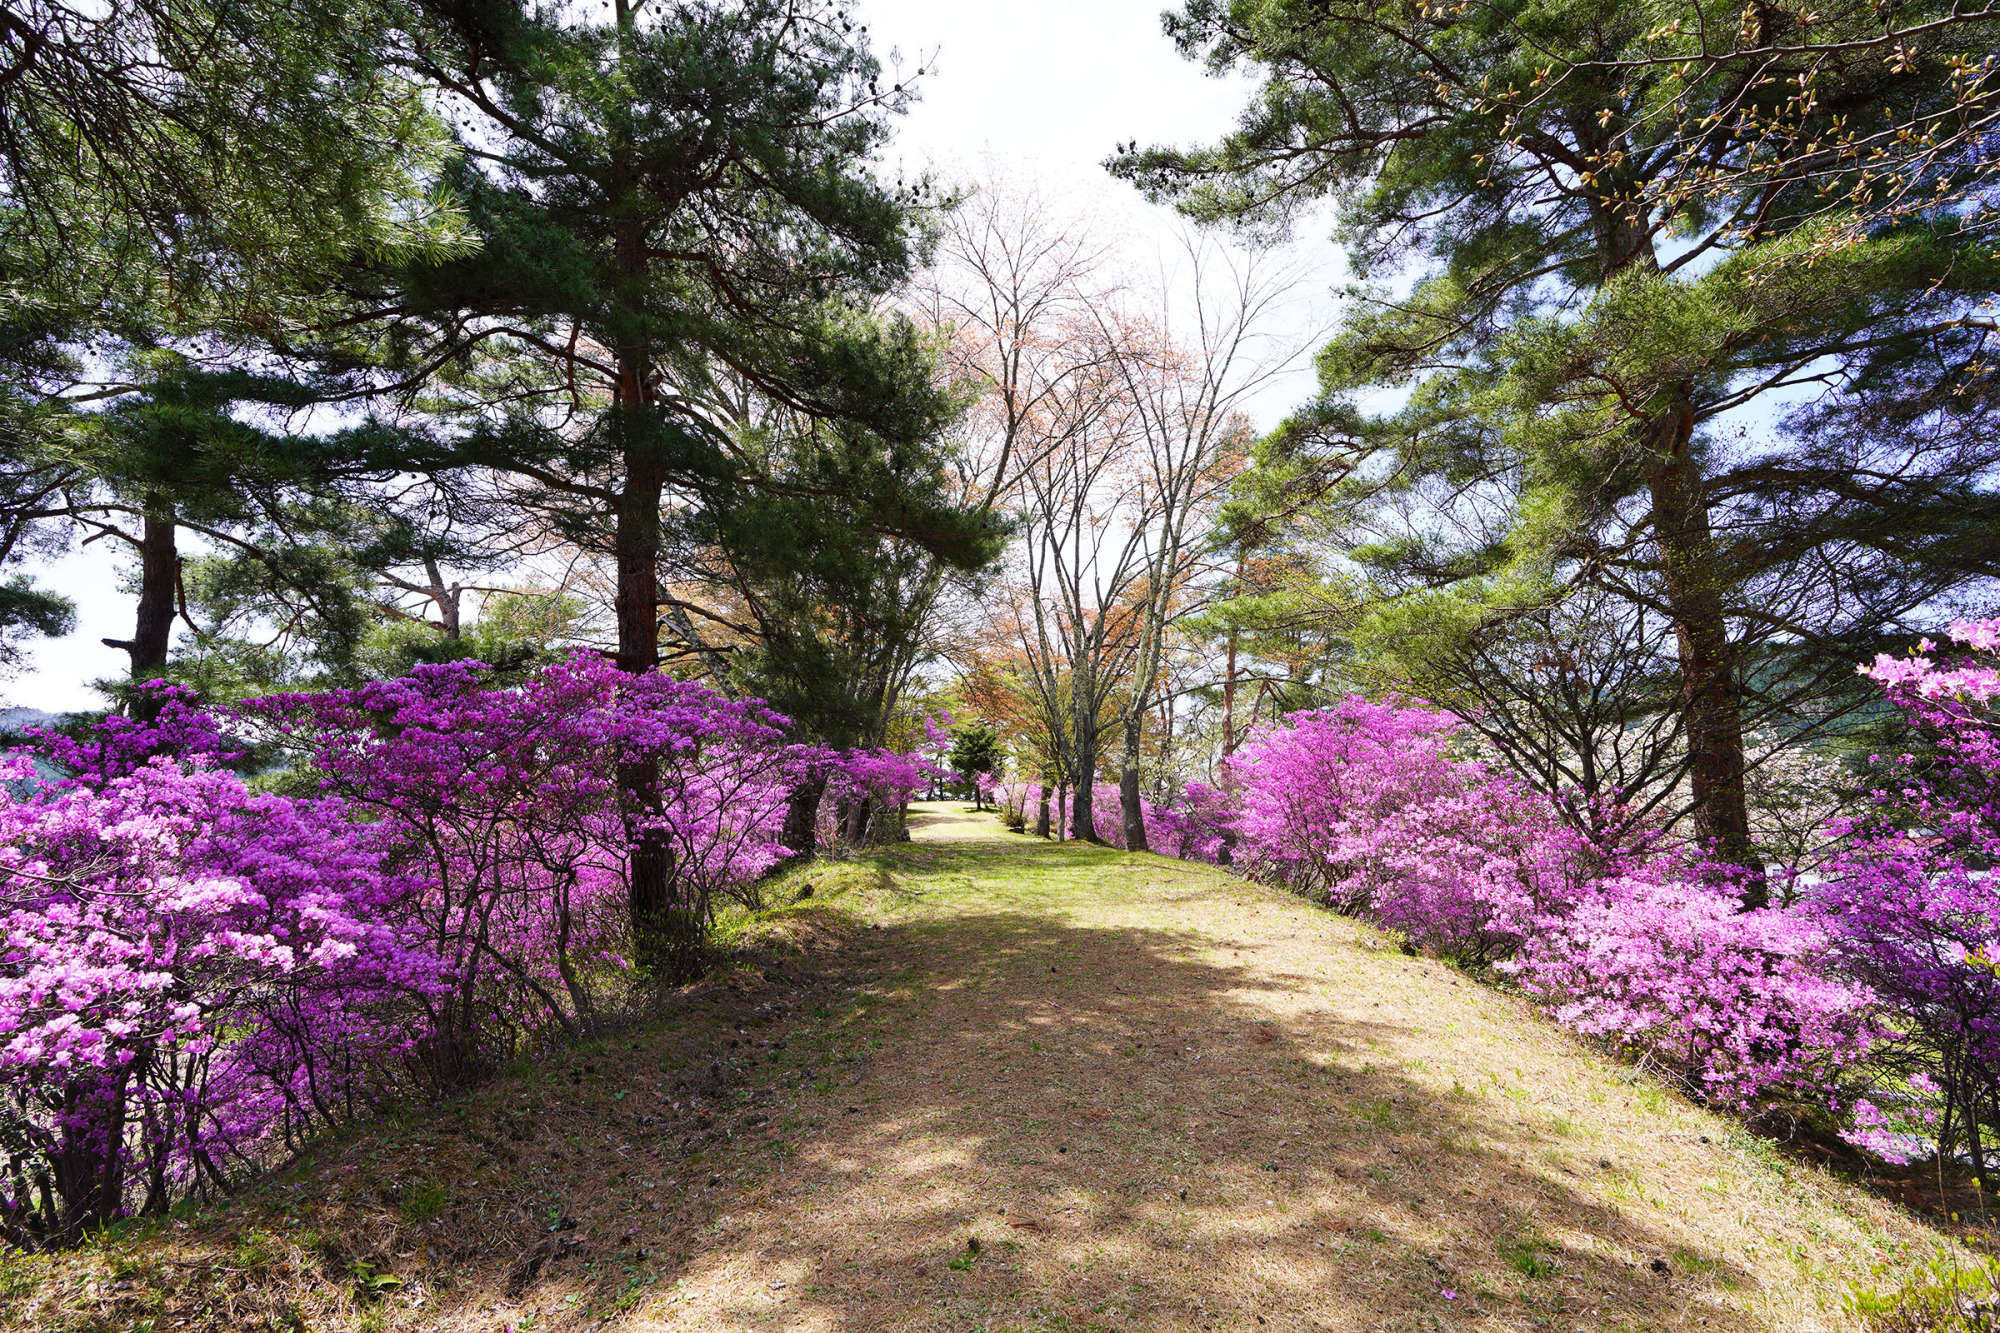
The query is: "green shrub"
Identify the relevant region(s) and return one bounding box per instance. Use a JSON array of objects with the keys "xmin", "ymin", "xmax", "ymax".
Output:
[{"xmin": 1848, "ymin": 1255, "xmax": 2000, "ymax": 1333}]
